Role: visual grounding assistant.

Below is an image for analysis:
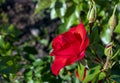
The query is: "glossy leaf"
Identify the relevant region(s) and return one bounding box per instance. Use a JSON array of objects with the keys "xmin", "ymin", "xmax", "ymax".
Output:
[
  {"xmin": 34, "ymin": 0, "xmax": 52, "ymax": 14},
  {"xmin": 100, "ymin": 27, "xmax": 111, "ymax": 45}
]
